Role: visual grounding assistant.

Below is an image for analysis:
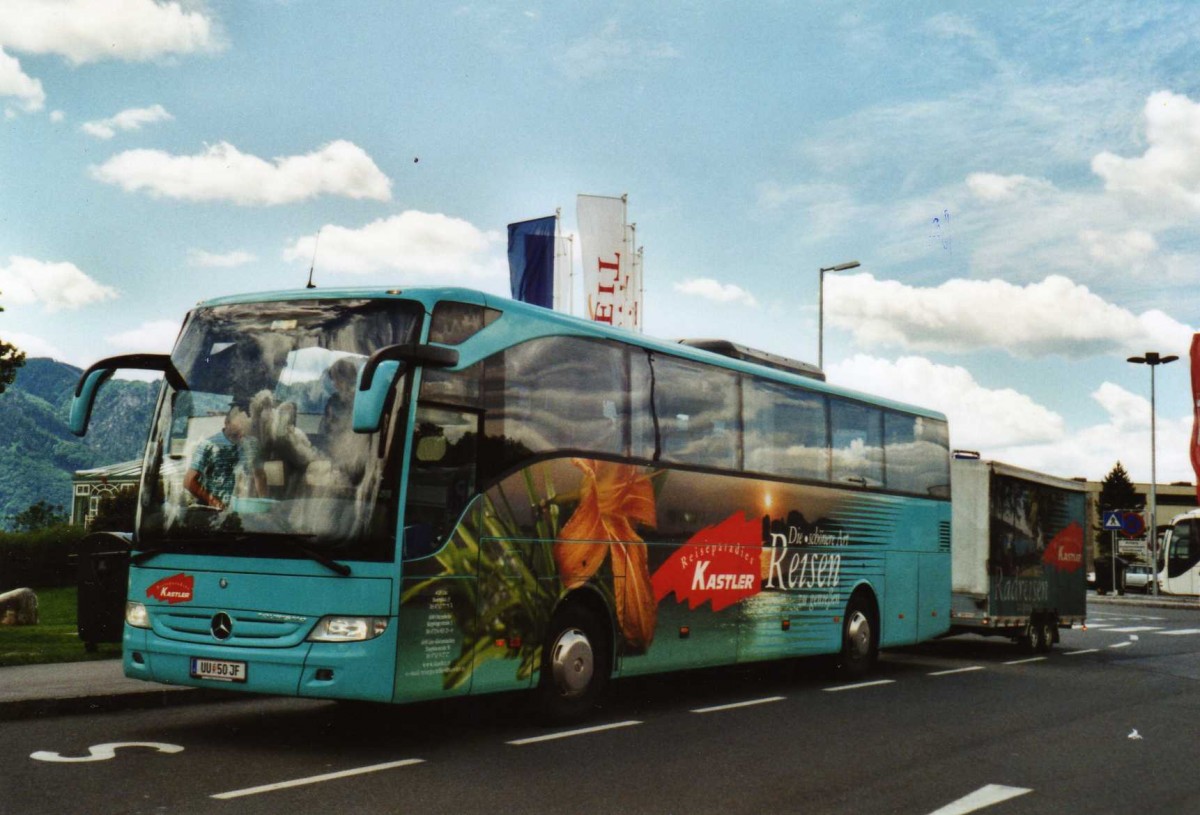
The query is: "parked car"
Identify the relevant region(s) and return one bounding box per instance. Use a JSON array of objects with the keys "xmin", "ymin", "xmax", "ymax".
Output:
[{"xmin": 1124, "ymin": 564, "xmax": 1157, "ymax": 593}]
